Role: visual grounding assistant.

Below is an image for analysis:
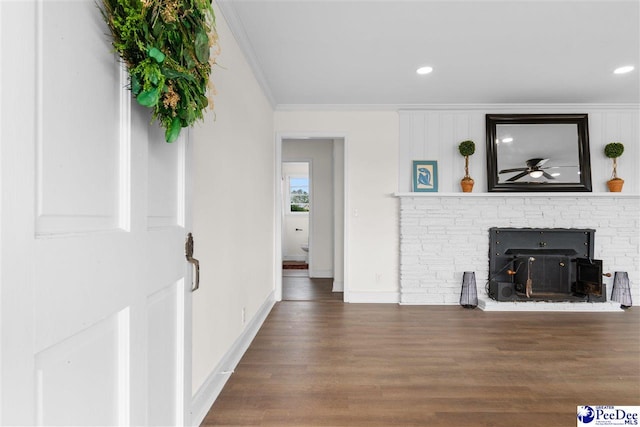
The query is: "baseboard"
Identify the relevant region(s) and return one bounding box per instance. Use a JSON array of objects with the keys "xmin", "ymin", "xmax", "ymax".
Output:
[
  {"xmin": 346, "ymin": 291, "xmax": 399, "ymax": 303},
  {"xmin": 190, "ymin": 290, "xmax": 275, "ymax": 426},
  {"xmin": 332, "ymin": 280, "xmax": 344, "ymax": 292},
  {"xmin": 309, "ymin": 269, "xmax": 333, "ymax": 278}
]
